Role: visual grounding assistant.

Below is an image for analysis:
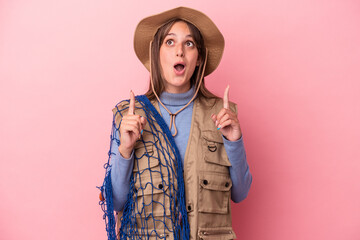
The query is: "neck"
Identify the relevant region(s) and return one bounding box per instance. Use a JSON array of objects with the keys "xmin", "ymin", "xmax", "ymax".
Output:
[
  {"xmin": 160, "ymin": 87, "xmax": 195, "ymax": 106},
  {"xmin": 164, "ymin": 83, "xmax": 191, "ymax": 94}
]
